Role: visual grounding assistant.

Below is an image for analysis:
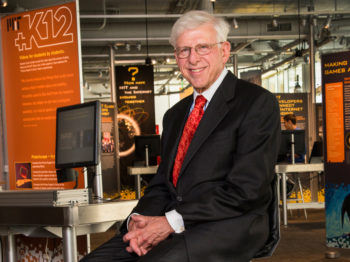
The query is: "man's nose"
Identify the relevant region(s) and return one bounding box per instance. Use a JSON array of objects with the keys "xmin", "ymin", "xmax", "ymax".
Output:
[{"xmin": 188, "ymin": 48, "xmax": 201, "ymax": 64}]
